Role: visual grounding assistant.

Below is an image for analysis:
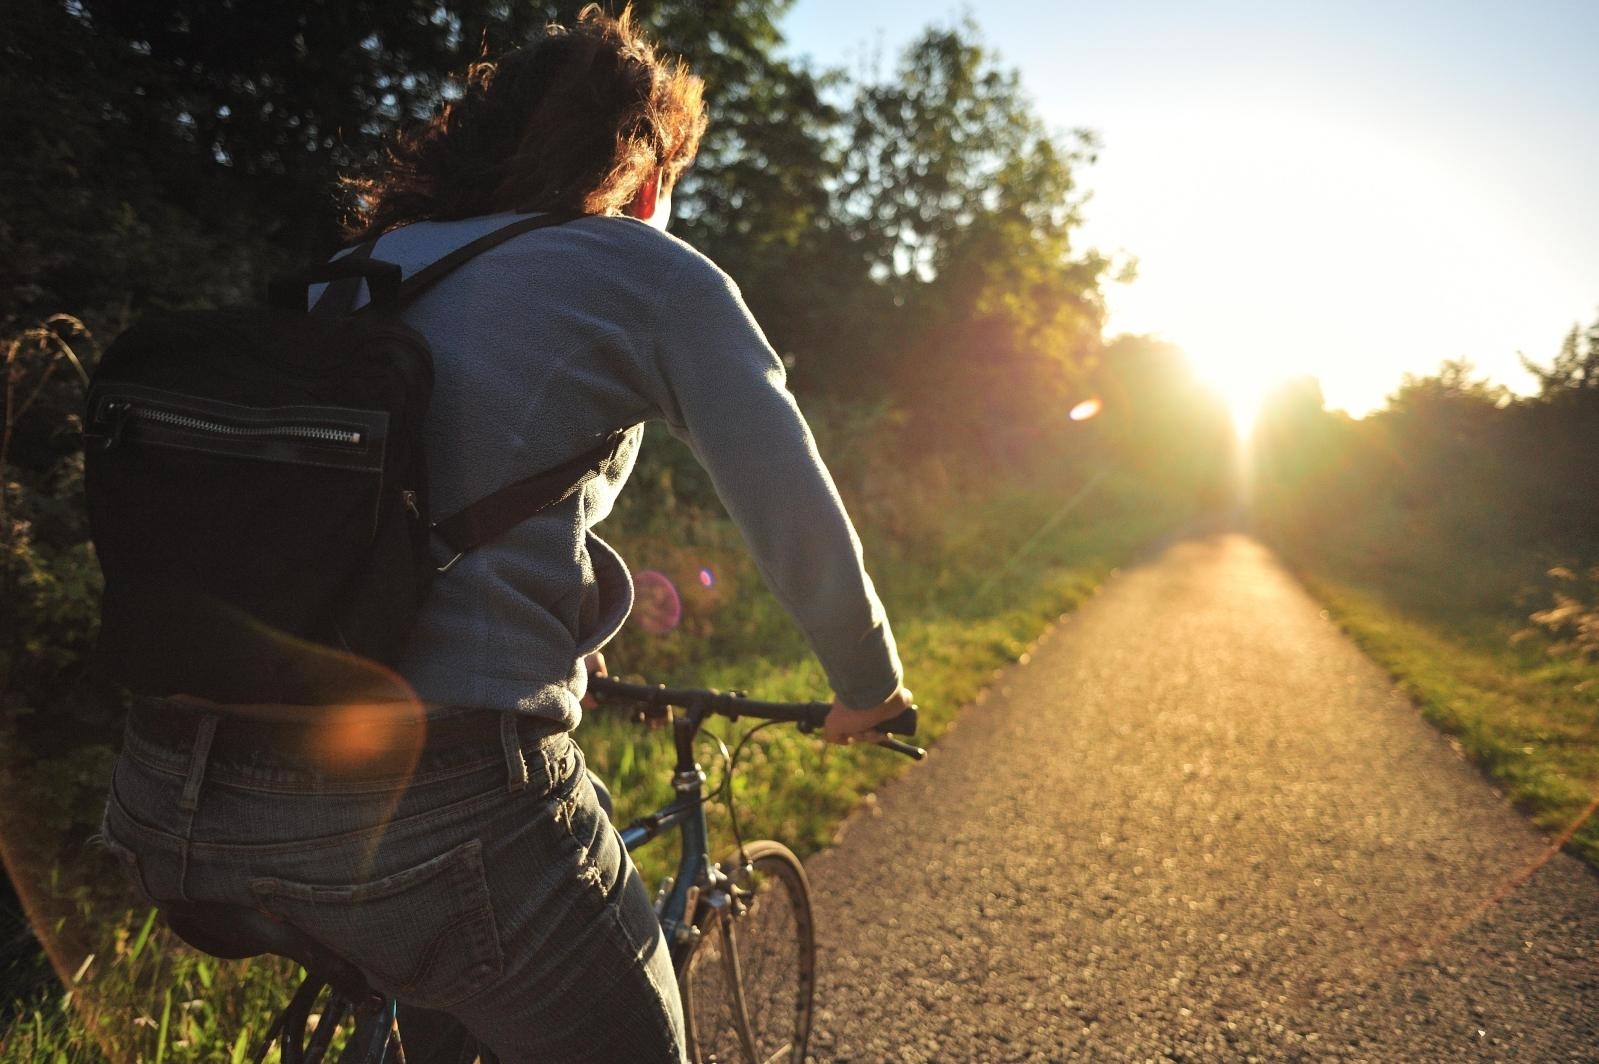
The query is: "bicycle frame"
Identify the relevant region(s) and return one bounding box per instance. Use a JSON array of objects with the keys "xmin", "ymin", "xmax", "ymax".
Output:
[{"xmin": 613, "ymin": 693, "xmax": 721, "ymax": 969}]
